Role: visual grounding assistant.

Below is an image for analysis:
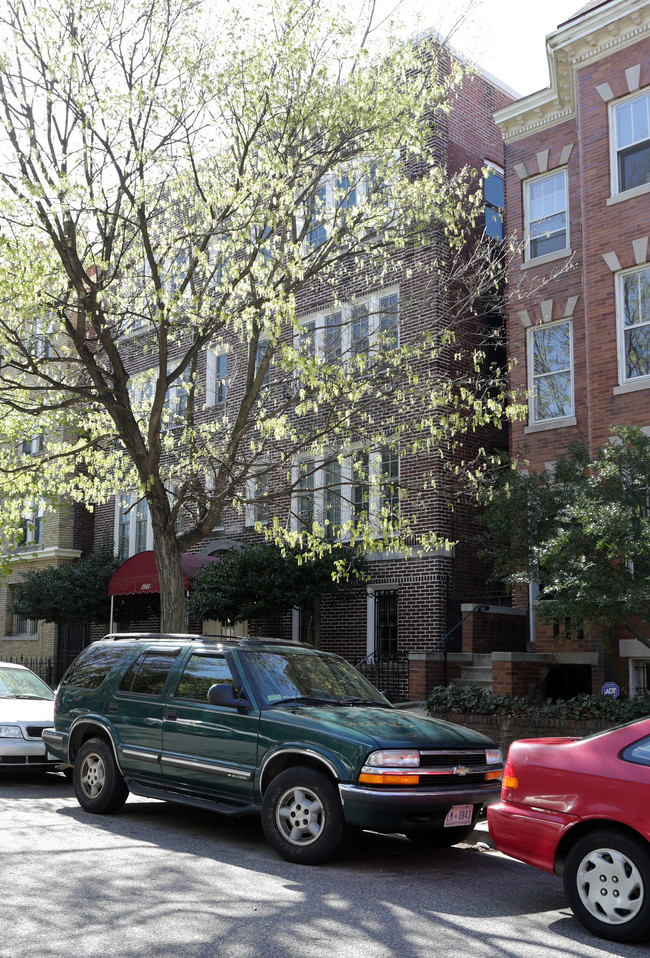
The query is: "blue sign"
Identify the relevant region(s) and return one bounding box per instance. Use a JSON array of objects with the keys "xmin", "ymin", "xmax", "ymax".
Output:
[{"xmin": 601, "ymin": 682, "xmax": 620, "ymax": 699}]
